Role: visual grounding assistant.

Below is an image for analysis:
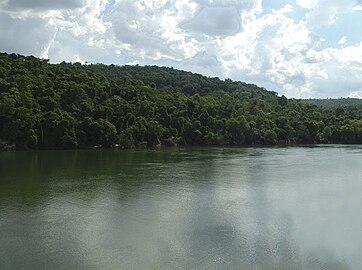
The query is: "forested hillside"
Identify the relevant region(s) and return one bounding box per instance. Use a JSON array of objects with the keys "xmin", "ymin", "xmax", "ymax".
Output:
[
  {"xmin": 302, "ymin": 98, "xmax": 362, "ymax": 112},
  {"xmin": 0, "ymin": 52, "xmax": 361, "ymax": 149}
]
